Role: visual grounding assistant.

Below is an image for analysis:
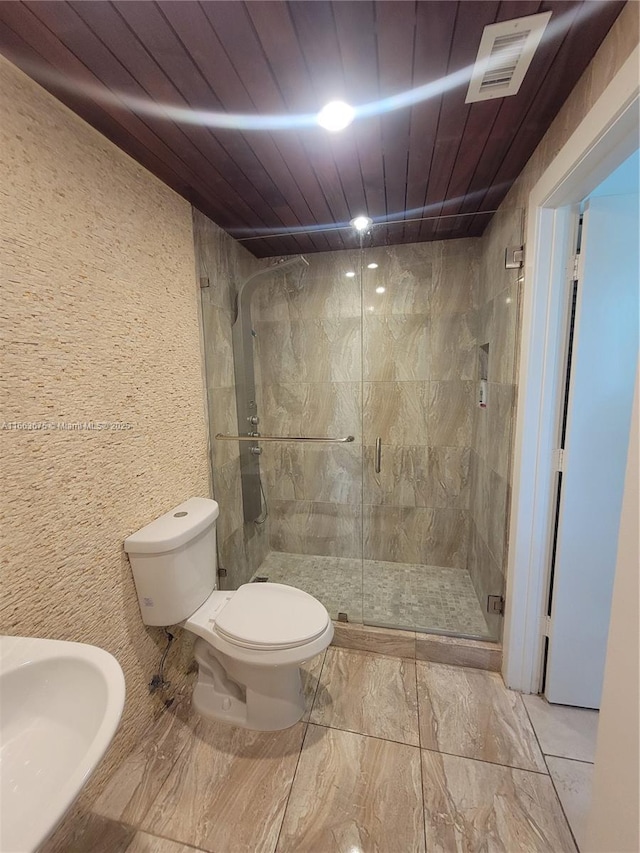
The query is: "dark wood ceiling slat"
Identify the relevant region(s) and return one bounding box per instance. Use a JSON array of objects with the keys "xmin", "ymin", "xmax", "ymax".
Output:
[
  {"xmin": 200, "ymin": 1, "xmax": 338, "ymax": 252},
  {"xmin": 417, "ymin": 0, "xmax": 500, "ymax": 243},
  {"xmin": 245, "ymin": 1, "xmax": 351, "ymax": 246},
  {"xmin": 374, "ymin": 1, "xmax": 418, "ymax": 226},
  {"xmin": 287, "ymin": 1, "xmax": 369, "ymax": 223},
  {"xmin": 160, "ymin": 0, "xmax": 330, "ymax": 253},
  {"xmin": 109, "ymin": 0, "xmax": 302, "ymax": 254},
  {"xmin": 403, "ymin": 1, "xmax": 458, "ymax": 243},
  {"xmin": 332, "ymin": 1, "xmax": 386, "ymax": 220}
]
